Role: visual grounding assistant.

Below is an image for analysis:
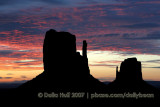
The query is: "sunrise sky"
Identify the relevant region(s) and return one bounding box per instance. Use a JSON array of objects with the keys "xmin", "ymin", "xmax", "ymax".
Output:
[{"xmin": 0, "ymin": 0, "xmax": 160, "ymax": 83}]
